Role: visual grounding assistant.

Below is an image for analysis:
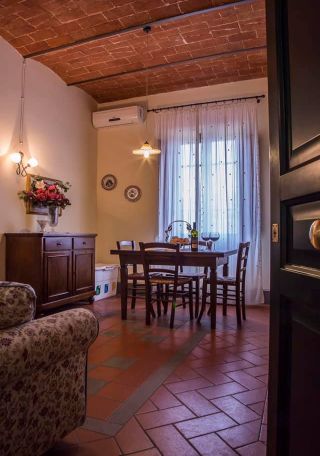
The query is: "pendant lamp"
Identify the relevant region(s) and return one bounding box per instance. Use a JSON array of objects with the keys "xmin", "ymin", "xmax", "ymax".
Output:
[{"xmin": 132, "ymin": 26, "xmax": 161, "ymax": 158}]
